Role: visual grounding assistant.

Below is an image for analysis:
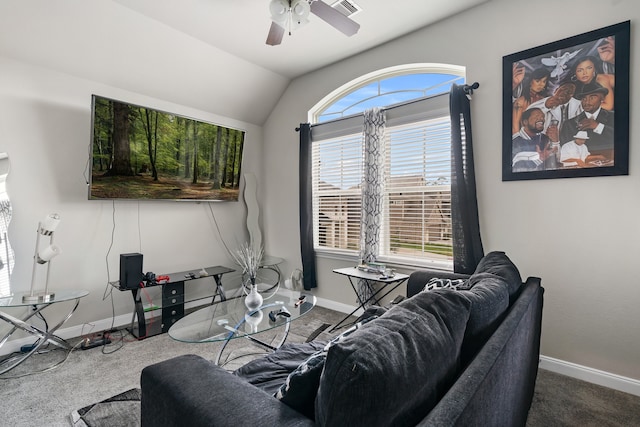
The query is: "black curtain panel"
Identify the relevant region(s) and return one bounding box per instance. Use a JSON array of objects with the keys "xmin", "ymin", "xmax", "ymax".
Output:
[
  {"xmin": 449, "ymin": 84, "xmax": 484, "ymax": 274},
  {"xmin": 298, "ymin": 123, "xmax": 317, "ymax": 290}
]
